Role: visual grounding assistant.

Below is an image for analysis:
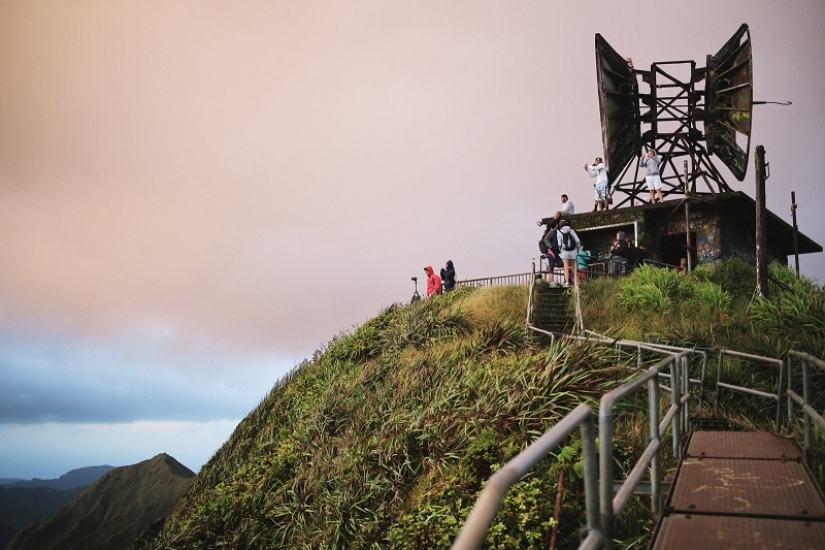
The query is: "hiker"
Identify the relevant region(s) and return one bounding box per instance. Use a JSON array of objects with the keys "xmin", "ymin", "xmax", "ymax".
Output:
[
  {"xmin": 440, "ymin": 260, "xmax": 456, "ymax": 291},
  {"xmin": 641, "ymin": 148, "xmax": 665, "ymax": 203},
  {"xmin": 584, "ymin": 157, "xmax": 610, "ymax": 211},
  {"xmin": 424, "ymin": 266, "xmax": 442, "ymax": 298},
  {"xmin": 539, "ymin": 220, "xmax": 562, "ymax": 281},
  {"xmin": 610, "ymin": 231, "xmax": 629, "ymax": 277},
  {"xmin": 556, "ymin": 219, "xmax": 581, "ymax": 288},
  {"xmin": 577, "ymin": 245, "xmax": 592, "ymax": 281},
  {"xmin": 554, "ymin": 194, "xmax": 575, "ymax": 219}
]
